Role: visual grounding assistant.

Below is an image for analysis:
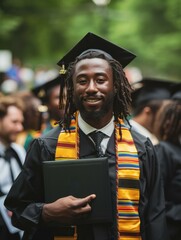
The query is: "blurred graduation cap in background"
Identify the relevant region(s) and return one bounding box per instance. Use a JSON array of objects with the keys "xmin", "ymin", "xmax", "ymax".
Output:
[
  {"xmin": 131, "ymin": 77, "xmax": 175, "ymax": 109},
  {"xmin": 171, "ymin": 82, "xmax": 181, "ymax": 101},
  {"xmin": 57, "ymin": 32, "xmax": 136, "ymax": 73},
  {"xmin": 32, "ymin": 75, "xmax": 62, "ymax": 105}
]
